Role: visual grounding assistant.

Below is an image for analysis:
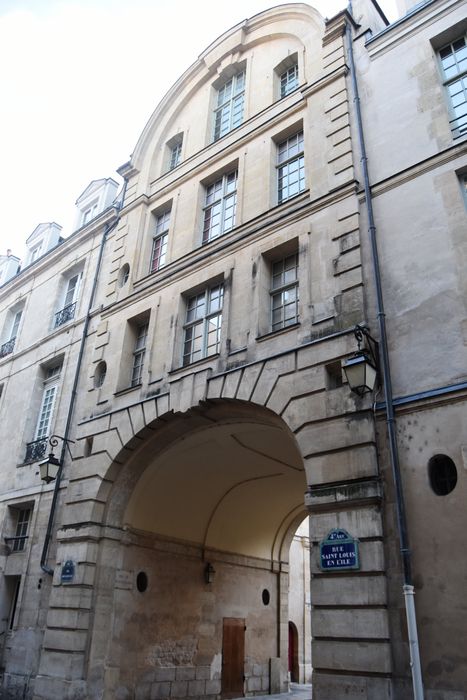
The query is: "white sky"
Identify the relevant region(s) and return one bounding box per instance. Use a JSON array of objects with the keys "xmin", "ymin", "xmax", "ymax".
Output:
[{"xmin": 0, "ymin": 0, "xmax": 398, "ymax": 260}]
